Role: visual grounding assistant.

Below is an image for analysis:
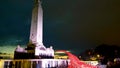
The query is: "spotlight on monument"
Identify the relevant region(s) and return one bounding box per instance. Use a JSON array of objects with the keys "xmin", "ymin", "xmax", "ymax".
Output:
[{"xmin": 14, "ymin": 0, "xmax": 54, "ymax": 59}]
